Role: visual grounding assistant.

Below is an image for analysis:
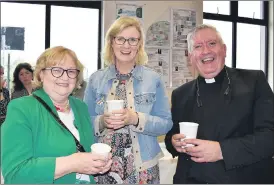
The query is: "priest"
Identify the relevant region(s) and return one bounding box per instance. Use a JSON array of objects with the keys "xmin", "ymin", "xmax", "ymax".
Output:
[{"xmin": 165, "ymin": 24, "xmax": 274, "ymax": 184}]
